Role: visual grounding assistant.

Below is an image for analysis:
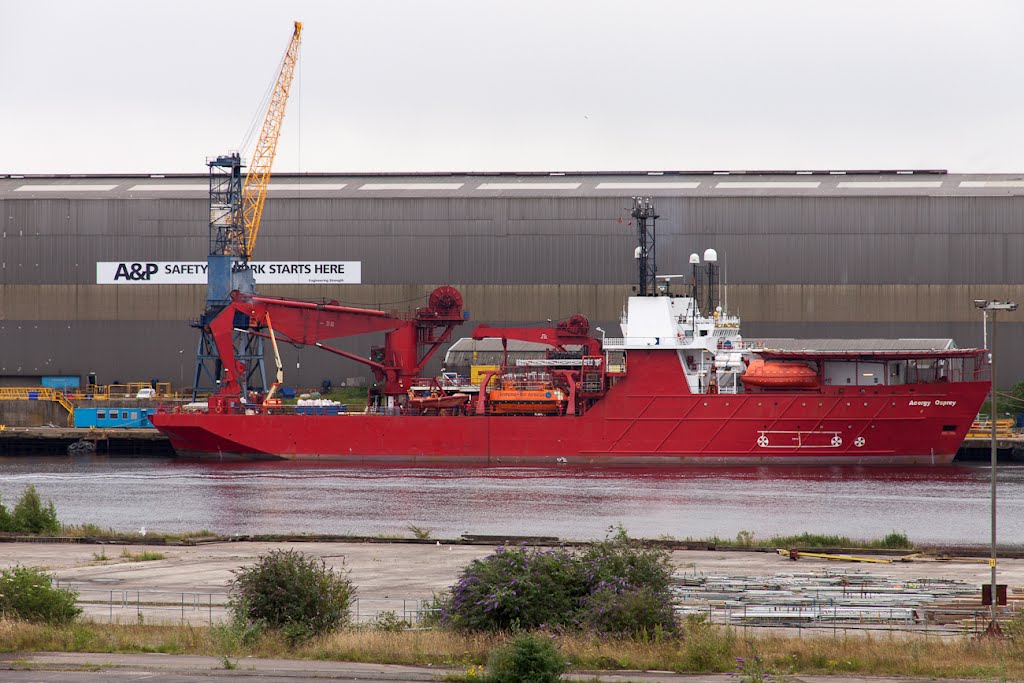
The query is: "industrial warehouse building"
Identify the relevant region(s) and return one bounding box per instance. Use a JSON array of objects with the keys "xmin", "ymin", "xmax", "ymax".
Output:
[{"xmin": 1, "ymin": 170, "xmax": 1022, "ymax": 389}]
